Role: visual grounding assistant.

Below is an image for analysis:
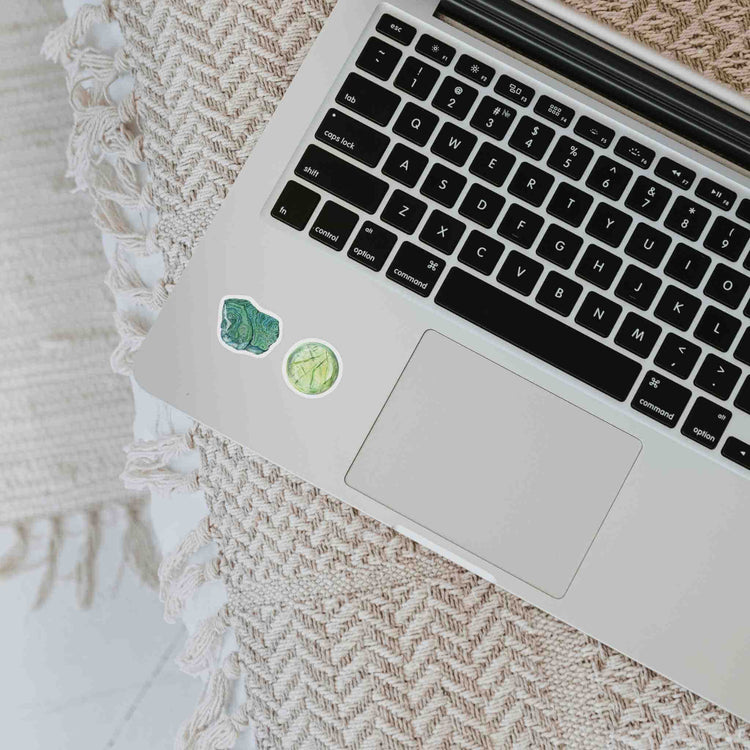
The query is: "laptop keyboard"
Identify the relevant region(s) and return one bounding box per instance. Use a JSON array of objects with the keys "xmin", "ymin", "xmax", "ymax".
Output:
[{"xmin": 269, "ymin": 10, "xmax": 750, "ymax": 472}]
